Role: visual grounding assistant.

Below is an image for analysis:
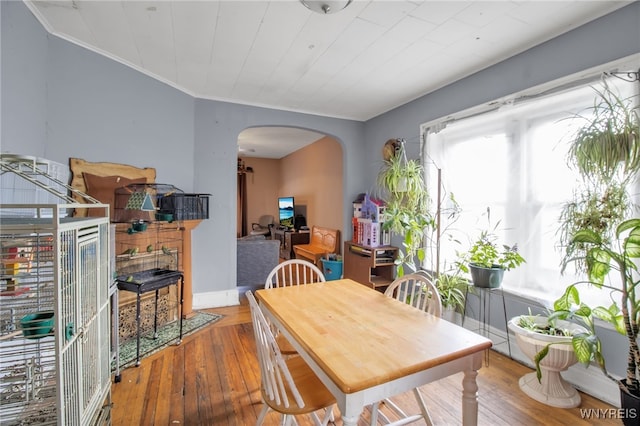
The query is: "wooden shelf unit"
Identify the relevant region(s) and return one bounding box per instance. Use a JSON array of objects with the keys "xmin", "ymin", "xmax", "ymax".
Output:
[{"xmin": 343, "ymin": 241, "xmax": 398, "ymax": 290}]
